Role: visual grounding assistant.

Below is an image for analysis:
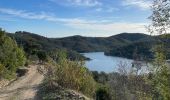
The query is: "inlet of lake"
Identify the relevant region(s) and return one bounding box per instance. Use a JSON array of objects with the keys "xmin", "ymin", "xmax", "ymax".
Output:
[
  {"xmin": 82, "ymin": 52, "xmax": 150, "ymax": 73},
  {"xmin": 82, "ymin": 52, "xmax": 133, "ymax": 73}
]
